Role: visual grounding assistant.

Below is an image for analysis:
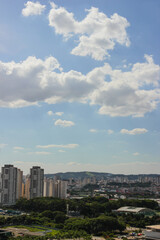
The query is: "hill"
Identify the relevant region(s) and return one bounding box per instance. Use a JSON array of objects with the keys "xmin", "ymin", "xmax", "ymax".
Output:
[{"xmin": 45, "ymin": 171, "xmax": 160, "ymax": 180}]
